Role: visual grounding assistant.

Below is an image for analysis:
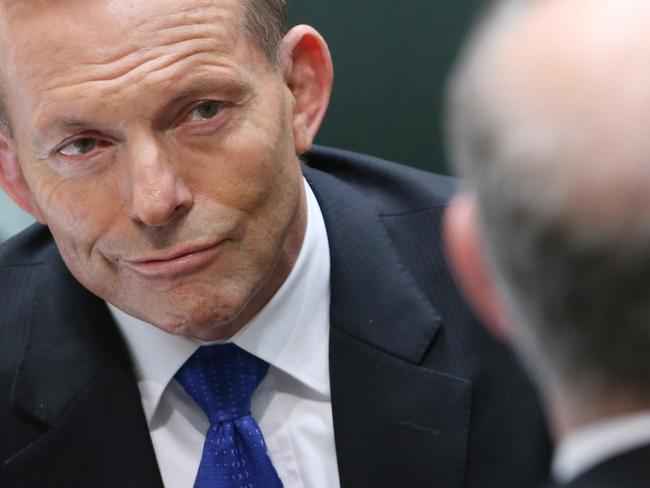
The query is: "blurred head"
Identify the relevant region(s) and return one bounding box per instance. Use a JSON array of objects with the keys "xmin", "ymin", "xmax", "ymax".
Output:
[
  {"xmin": 0, "ymin": 0, "xmax": 333, "ymax": 340},
  {"xmin": 445, "ymin": 0, "xmax": 650, "ymax": 427}
]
